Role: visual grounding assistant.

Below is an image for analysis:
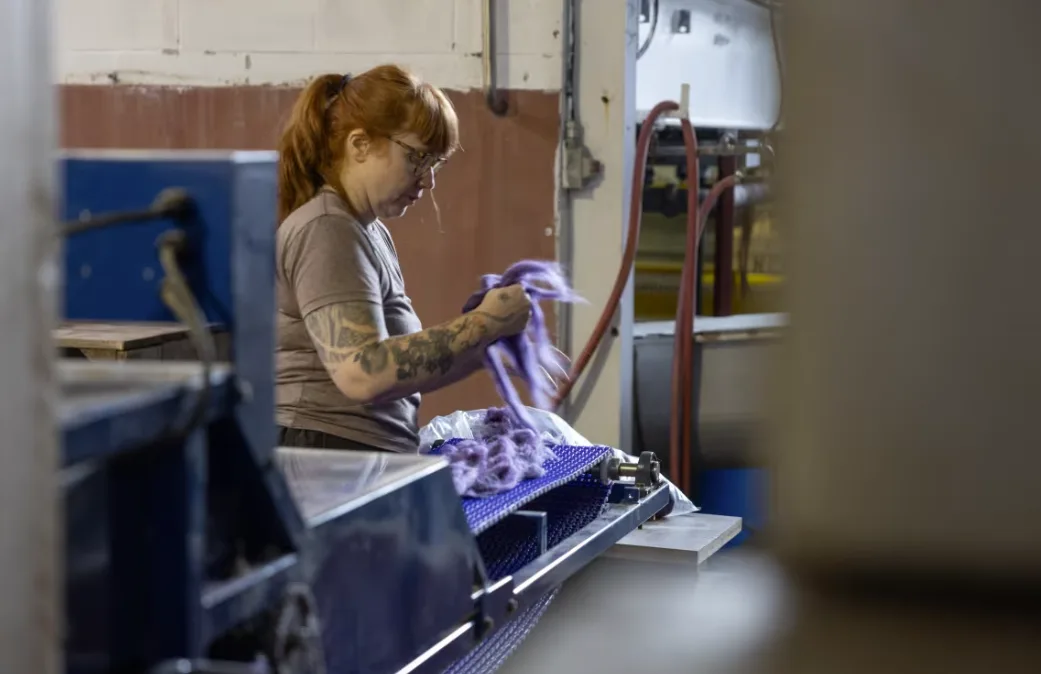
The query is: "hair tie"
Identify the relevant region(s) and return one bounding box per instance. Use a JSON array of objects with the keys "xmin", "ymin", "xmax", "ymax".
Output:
[{"xmin": 325, "ymin": 73, "xmax": 351, "ymax": 109}]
